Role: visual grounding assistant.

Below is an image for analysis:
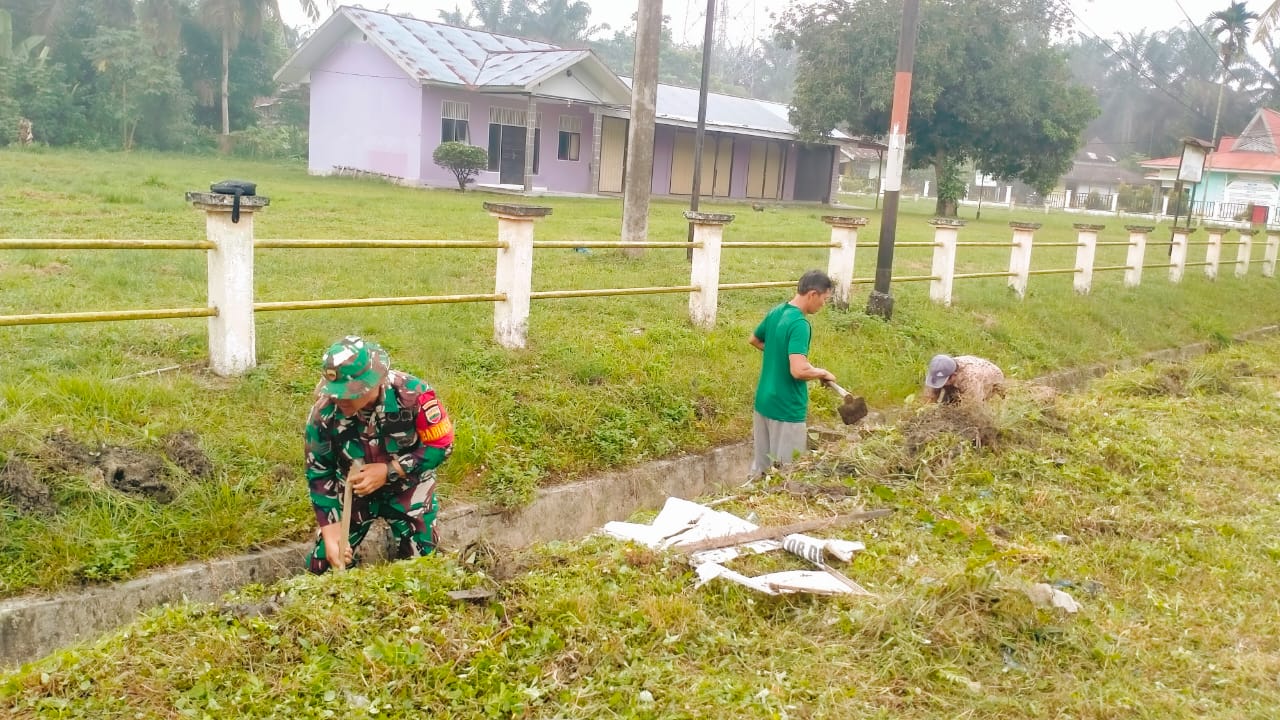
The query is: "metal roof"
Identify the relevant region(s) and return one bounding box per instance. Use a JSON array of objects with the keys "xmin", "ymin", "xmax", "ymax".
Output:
[
  {"xmin": 620, "ymin": 78, "xmax": 848, "ymax": 141},
  {"xmin": 473, "ymin": 49, "xmax": 590, "ymax": 86},
  {"xmin": 343, "ymin": 6, "xmax": 557, "ymax": 85}
]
